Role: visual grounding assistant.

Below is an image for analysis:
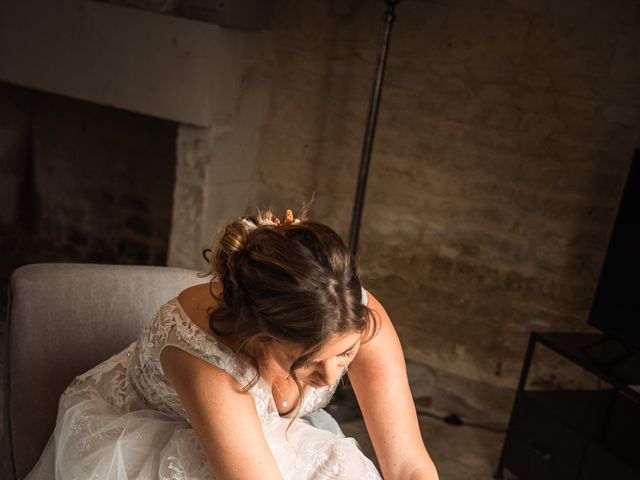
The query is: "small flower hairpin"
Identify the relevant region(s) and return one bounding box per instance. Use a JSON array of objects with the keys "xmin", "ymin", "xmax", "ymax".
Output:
[
  {"xmin": 276, "ymin": 209, "xmax": 295, "ymax": 226},
  {"xmin": 240, "ymin": 209, "xmax": 300, "ymax": 229}
]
